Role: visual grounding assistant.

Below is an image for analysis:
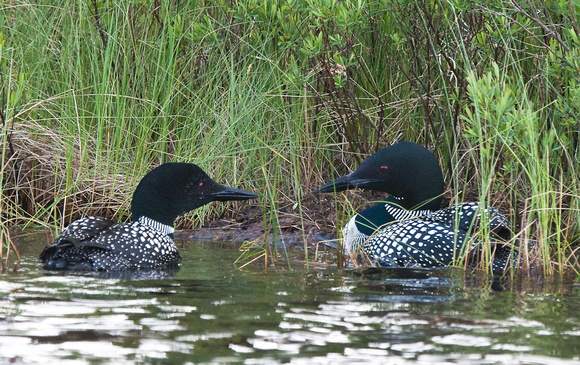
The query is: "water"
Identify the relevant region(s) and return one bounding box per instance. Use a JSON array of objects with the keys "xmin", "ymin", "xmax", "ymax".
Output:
[{"xmin": 2, "ymin": 231, "xmax": 580, "ymax": 364}]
